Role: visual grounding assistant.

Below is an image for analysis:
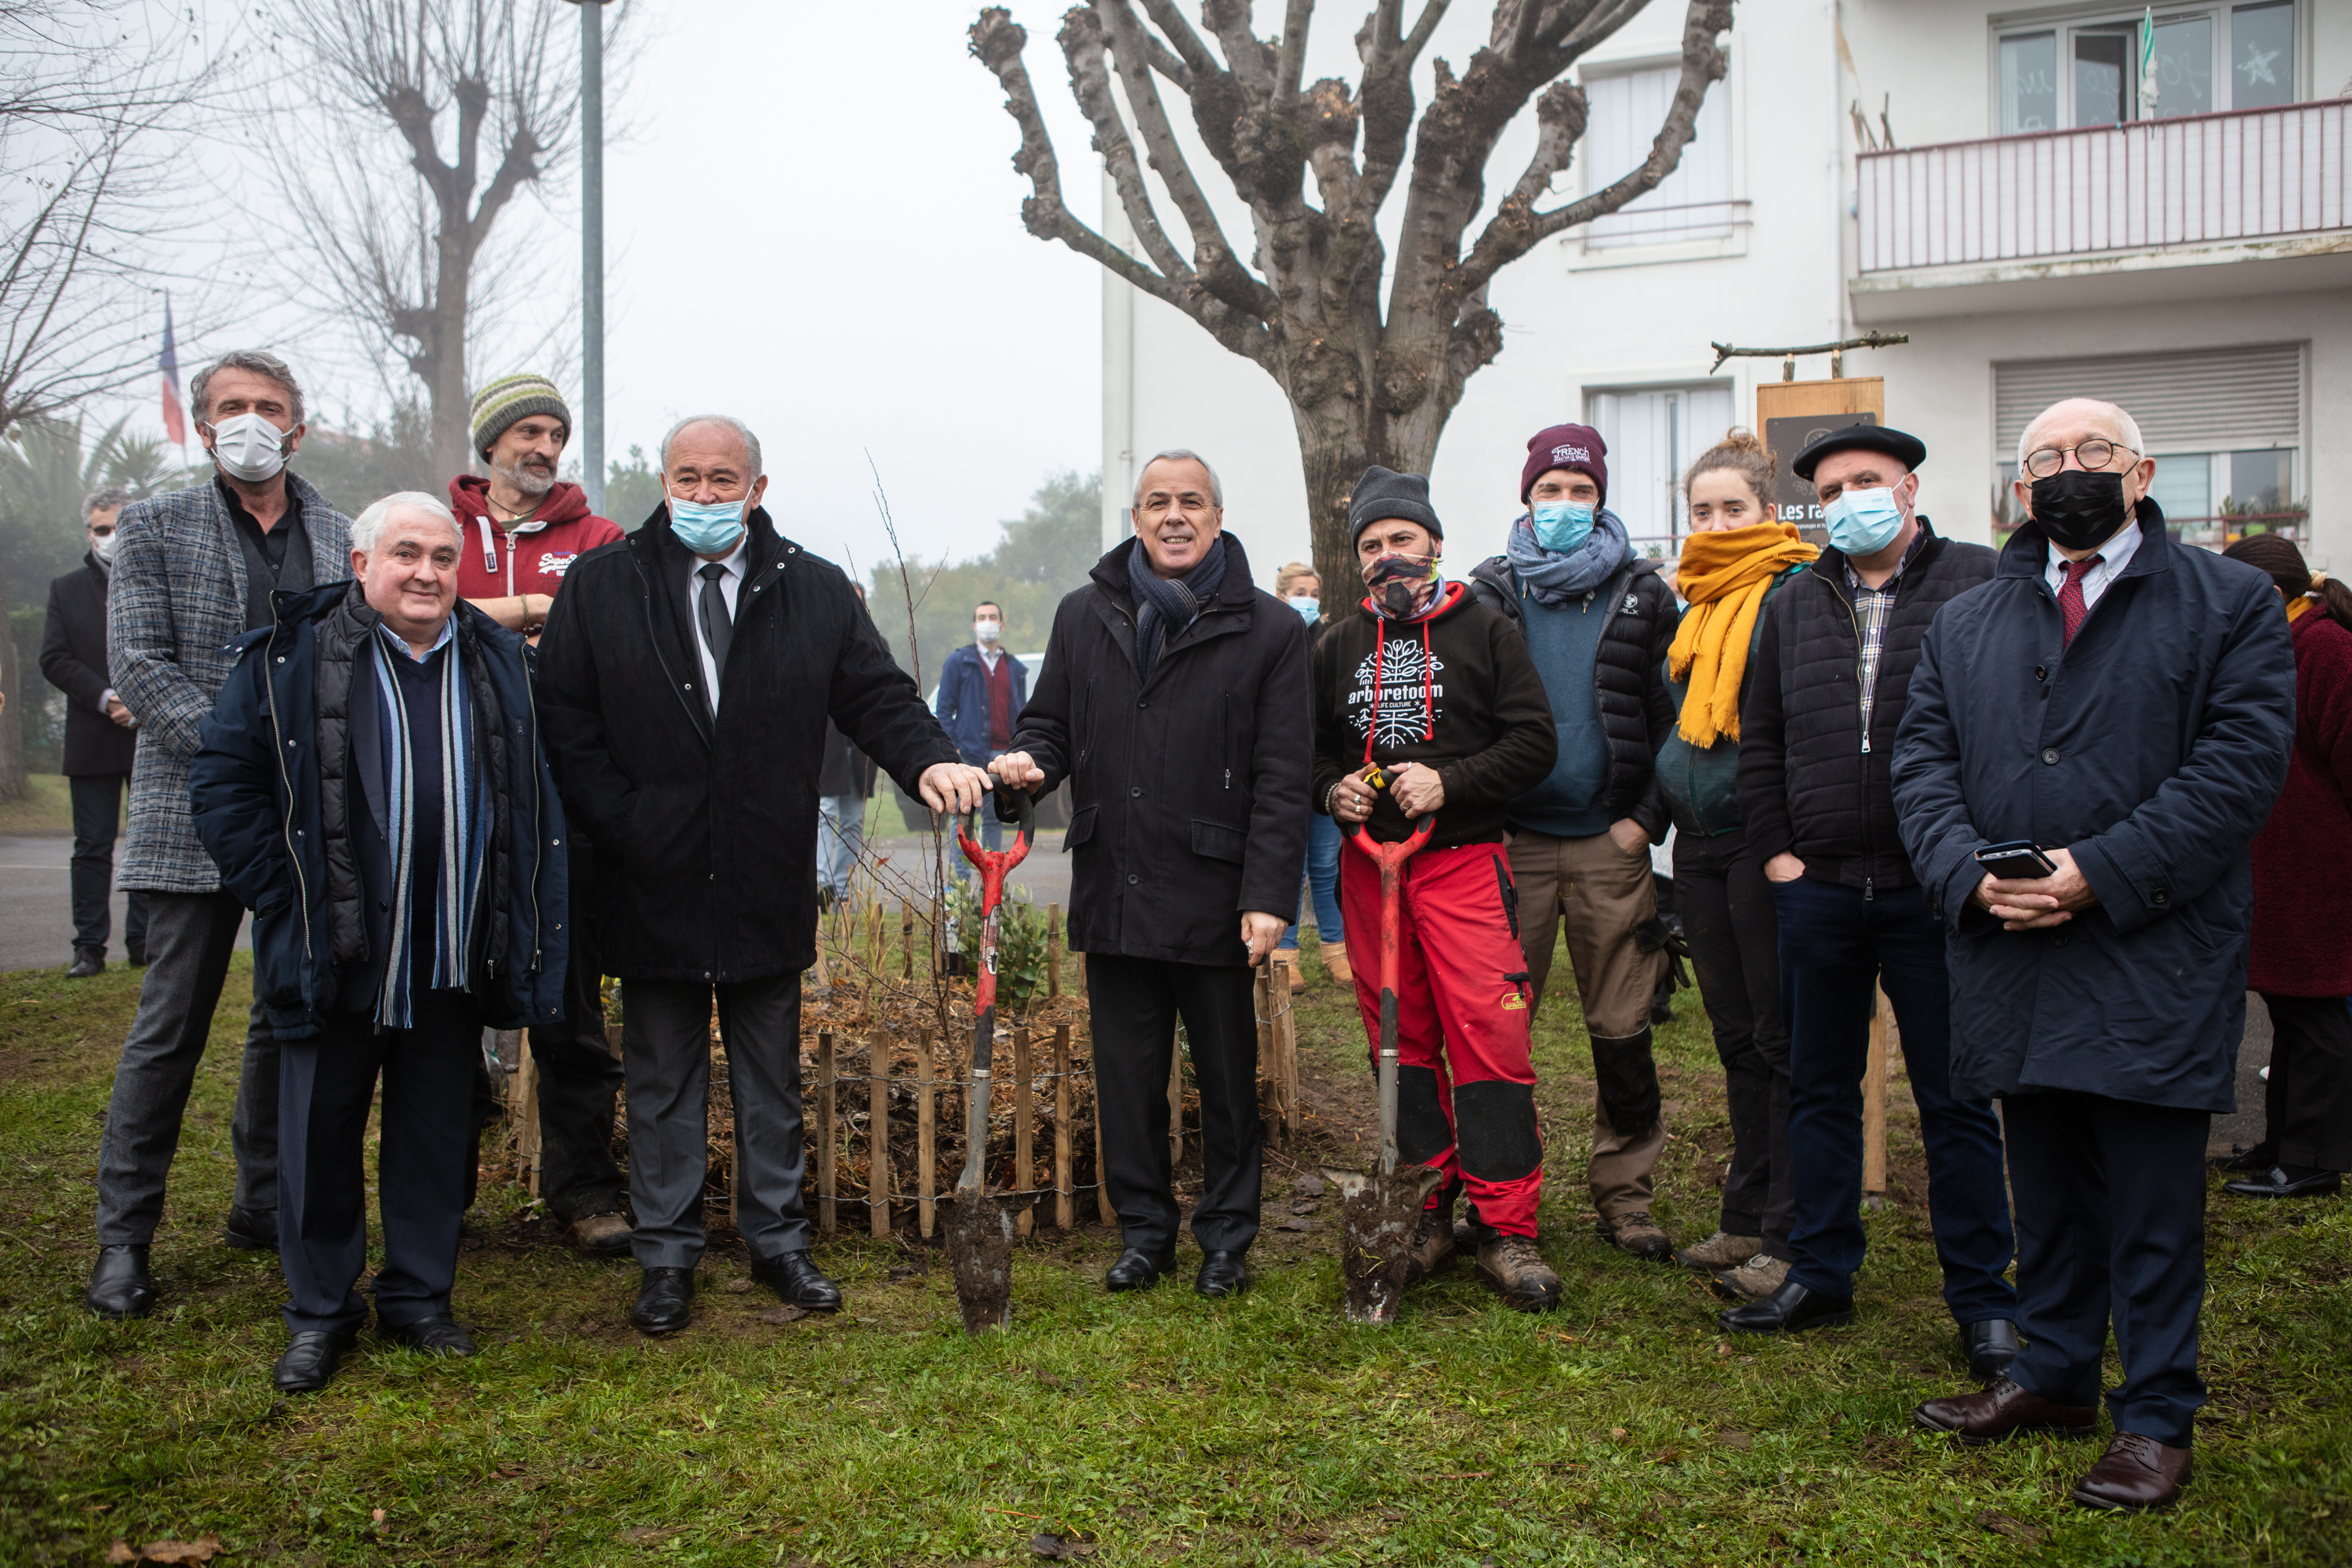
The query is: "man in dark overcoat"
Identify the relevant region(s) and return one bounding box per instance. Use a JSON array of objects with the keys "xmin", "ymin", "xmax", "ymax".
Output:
[
  {"xmin": 1893, "ymin": 397, "xmax": 2296, "ymax": 1512},
  {"xmin": 536, "ymin": 413, "xmax": 986, "ymax": 1337},
  {"xmin": 993, "ymin": 448, "xmax": 1311, "ymax": 1300}
]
